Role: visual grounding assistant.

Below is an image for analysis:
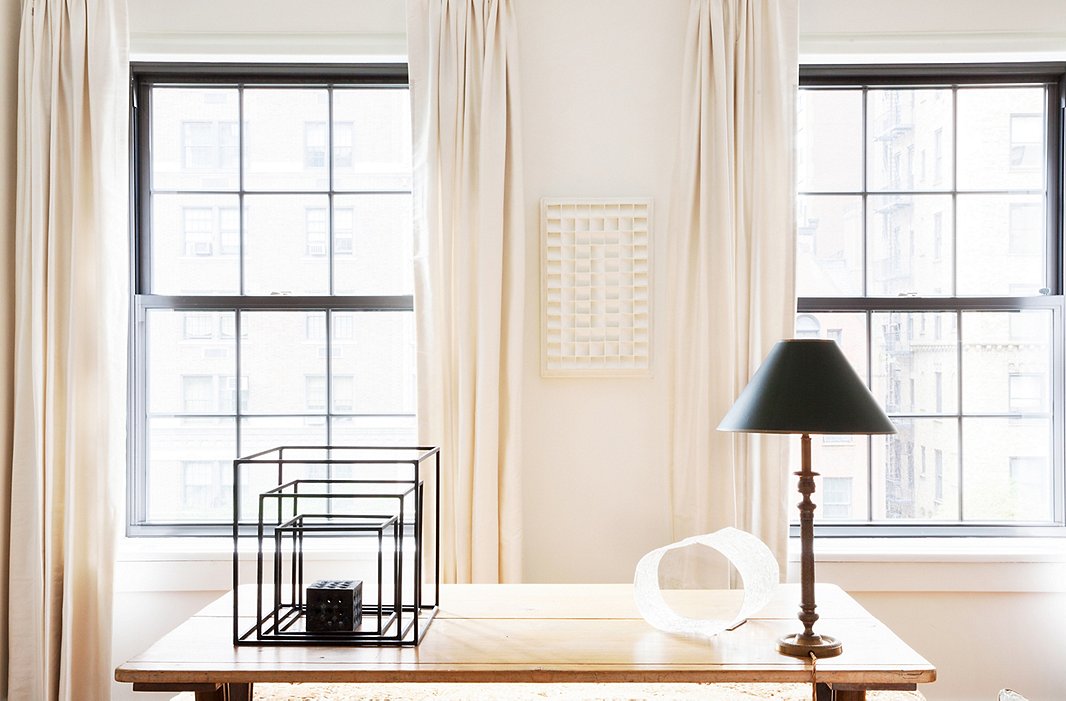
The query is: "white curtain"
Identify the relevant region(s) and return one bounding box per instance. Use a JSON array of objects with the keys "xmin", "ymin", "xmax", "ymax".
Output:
[
  {"xmin": 667, "ymin": 0, "xmax": 798, "ymax": 580},
  {"xmin": 6, "ymin": 0, "xmax": 128, "ymax": 698},
  {"xmin": 407, "ymin": 0, "xmax": 525, "ymax": 583}
]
